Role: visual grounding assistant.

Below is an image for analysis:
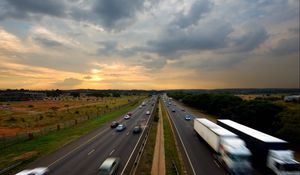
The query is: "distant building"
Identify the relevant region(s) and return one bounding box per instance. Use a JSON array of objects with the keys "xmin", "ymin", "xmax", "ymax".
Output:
[
  {"xmin": 284, "ymin": 95, "xmax": 300, "ymax": 102},
  {"xmin": 0, "ymin": 92, "xmax": 46, "ymax": 101}
]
